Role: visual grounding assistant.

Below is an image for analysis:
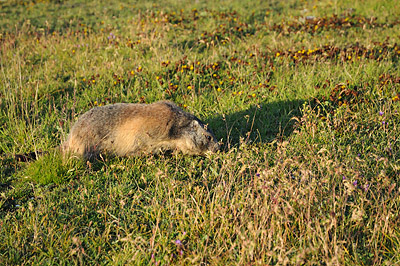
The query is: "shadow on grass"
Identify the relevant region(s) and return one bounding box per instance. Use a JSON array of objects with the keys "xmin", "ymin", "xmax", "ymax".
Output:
[
  {"xmin": 0, "ymin": 156, "xmax": 19, "ymax": 192},
  {"xmin": 0, "ymin": 156, "xmax": 34, "ymax": 216},
  {"xmin": 207, "ymin": 98, "xmax": 307, "ymax": 150}
]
